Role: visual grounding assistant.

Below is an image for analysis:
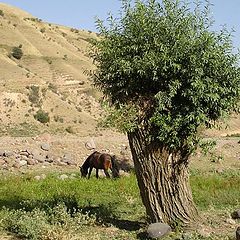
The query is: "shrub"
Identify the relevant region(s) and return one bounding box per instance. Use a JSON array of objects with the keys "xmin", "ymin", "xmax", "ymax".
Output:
[
  {"xmin": 0, "ymin": 9, "xmax": 4, "ymax": 17},
  {"xmin": 34, "ymin": 109, "xmax": 50, "ymax": 124},
  {"xmin": 48, "ymin": 83, "xmax": 58, "ymax": 93},
  {"xmin": 11, "ymin": 46, "xmax": 23, "ymax": 60},
  {"xmin": 28, "ymin": 85, "xmax": 41, "ymax": 106},
  {"xmin": 65, "ymin": 126, "xmax": 74, "ymax": 134},
  {"xmin": 40, "ymin": 27, "xmax": 46, "ymax": 33}
]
